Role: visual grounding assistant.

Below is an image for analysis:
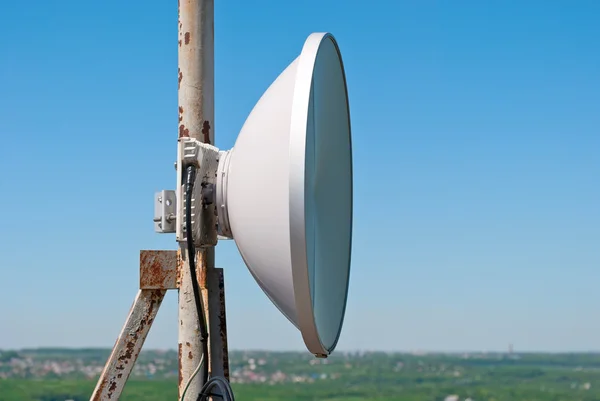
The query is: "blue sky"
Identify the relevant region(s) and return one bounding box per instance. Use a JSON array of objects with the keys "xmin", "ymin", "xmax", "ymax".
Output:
[{"xmin": 0, "ymin": 0, "xmax": 598, "ymax": 353}]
